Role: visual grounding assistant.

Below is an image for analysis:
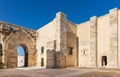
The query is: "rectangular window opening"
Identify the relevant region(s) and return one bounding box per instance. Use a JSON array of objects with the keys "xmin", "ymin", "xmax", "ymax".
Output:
[
  {"xmin": 41, "ymin": 47, "xmax": 44, "ymax": 54},
  {"xmin": 68, "ymin": 47, "xmax": 73, "ymax": 55}
]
